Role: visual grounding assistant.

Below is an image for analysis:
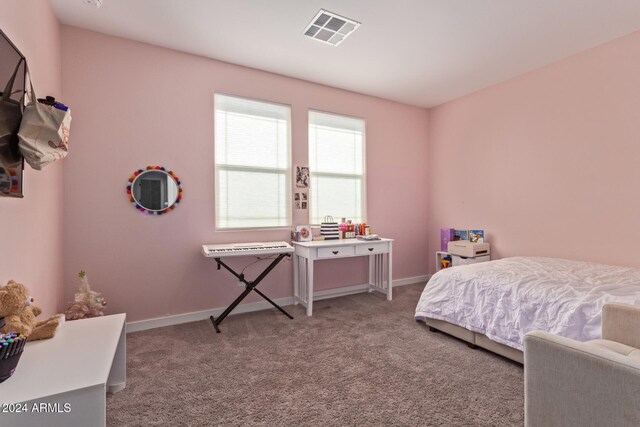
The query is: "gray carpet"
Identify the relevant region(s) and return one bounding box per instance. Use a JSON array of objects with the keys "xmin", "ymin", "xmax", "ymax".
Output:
[{"xmin": 107, "ymin": 284, "xmax": 524, "ymax": 426}]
